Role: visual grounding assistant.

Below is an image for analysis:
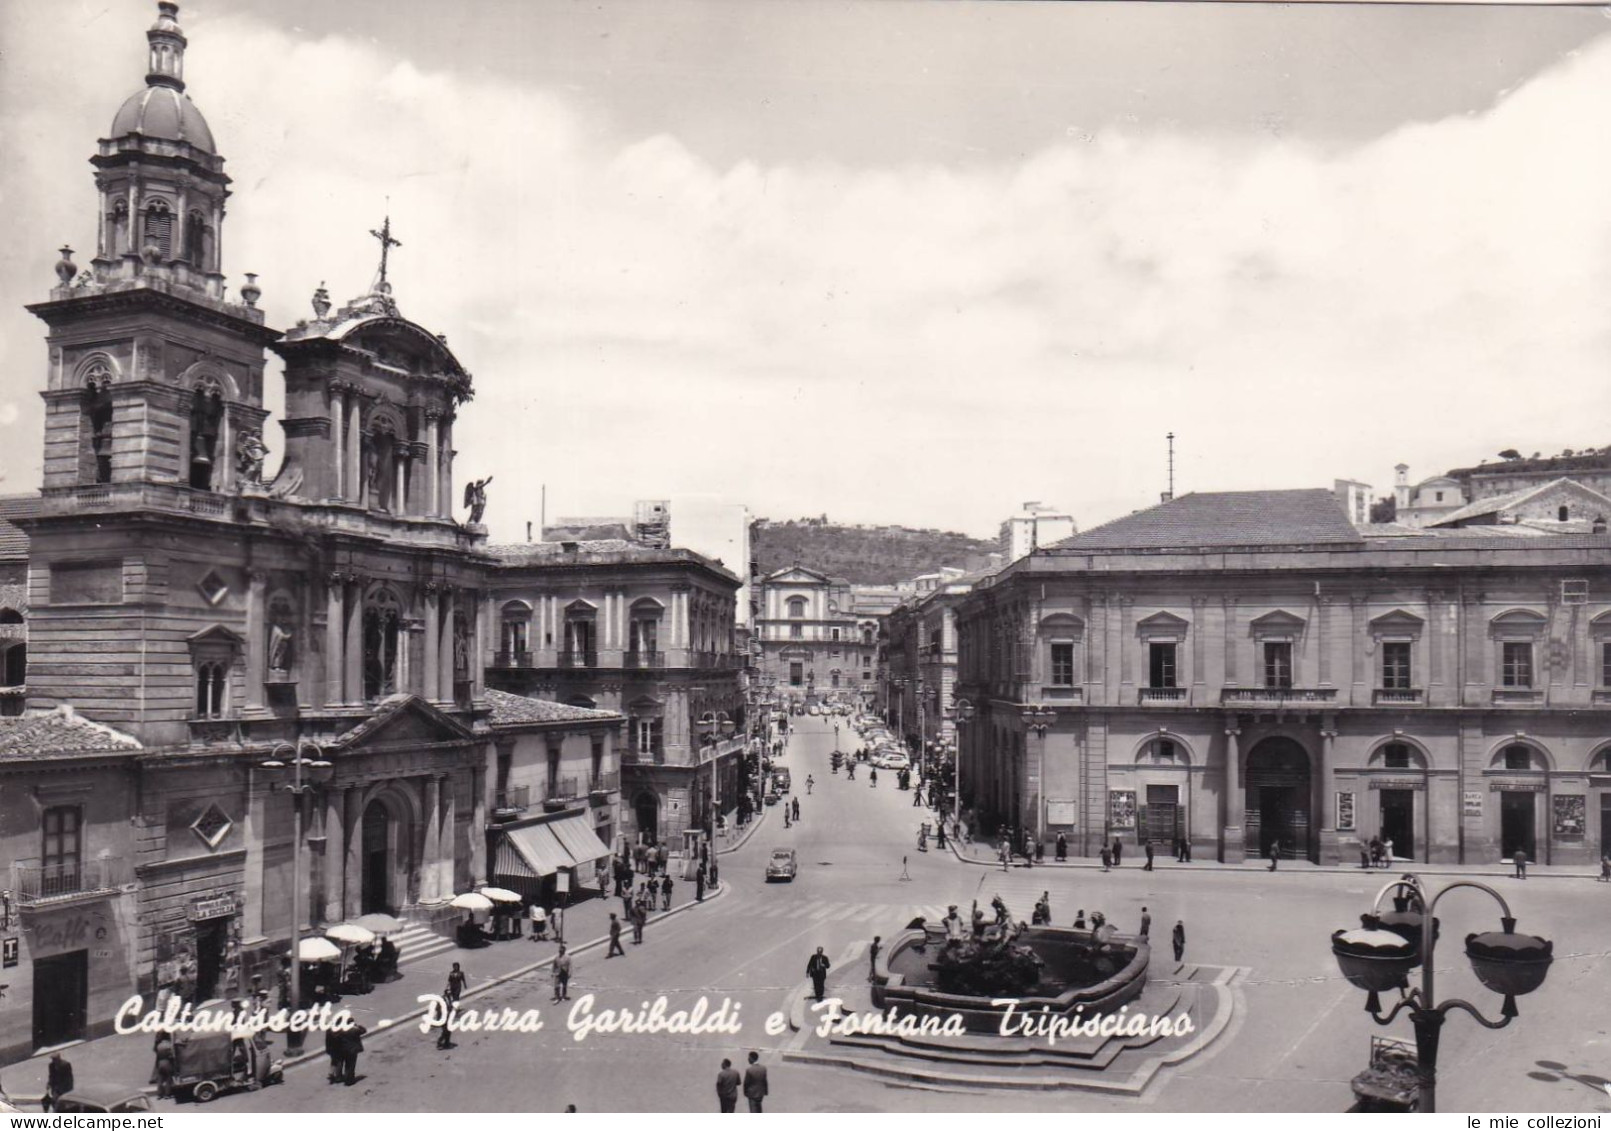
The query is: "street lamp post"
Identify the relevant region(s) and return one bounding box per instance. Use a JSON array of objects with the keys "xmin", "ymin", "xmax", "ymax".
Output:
[
  {"xmin": 1020, "ymin": 707, "xmax": 1055, "ymax": 850},
  {"xmin": 260, "ymin": 740, "xmax": 333, "ymax": 1041},
  {"xmin": 1330, "ymin": 873, "xmax": 1553, "ymax": 1113},
  {"xmin": 953, "ymin": 697, "xmax": 975, "ymax": 831}
]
